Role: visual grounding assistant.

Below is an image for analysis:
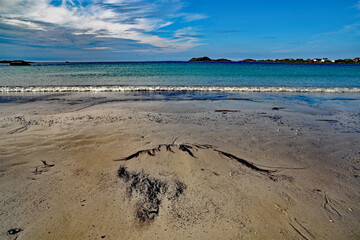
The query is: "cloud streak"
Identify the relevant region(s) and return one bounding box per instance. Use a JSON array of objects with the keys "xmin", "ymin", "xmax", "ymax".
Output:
[
  {"xmin": 314, "ymin": 23, "xmax": 360, "ymax": 37},
  {"xmin": 84, "ymin": 47, "xmax": 112, "ymax": 50},
  {"xmin": 0, "ymin": 0, "xmax": 205, "ymax": 52}
]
